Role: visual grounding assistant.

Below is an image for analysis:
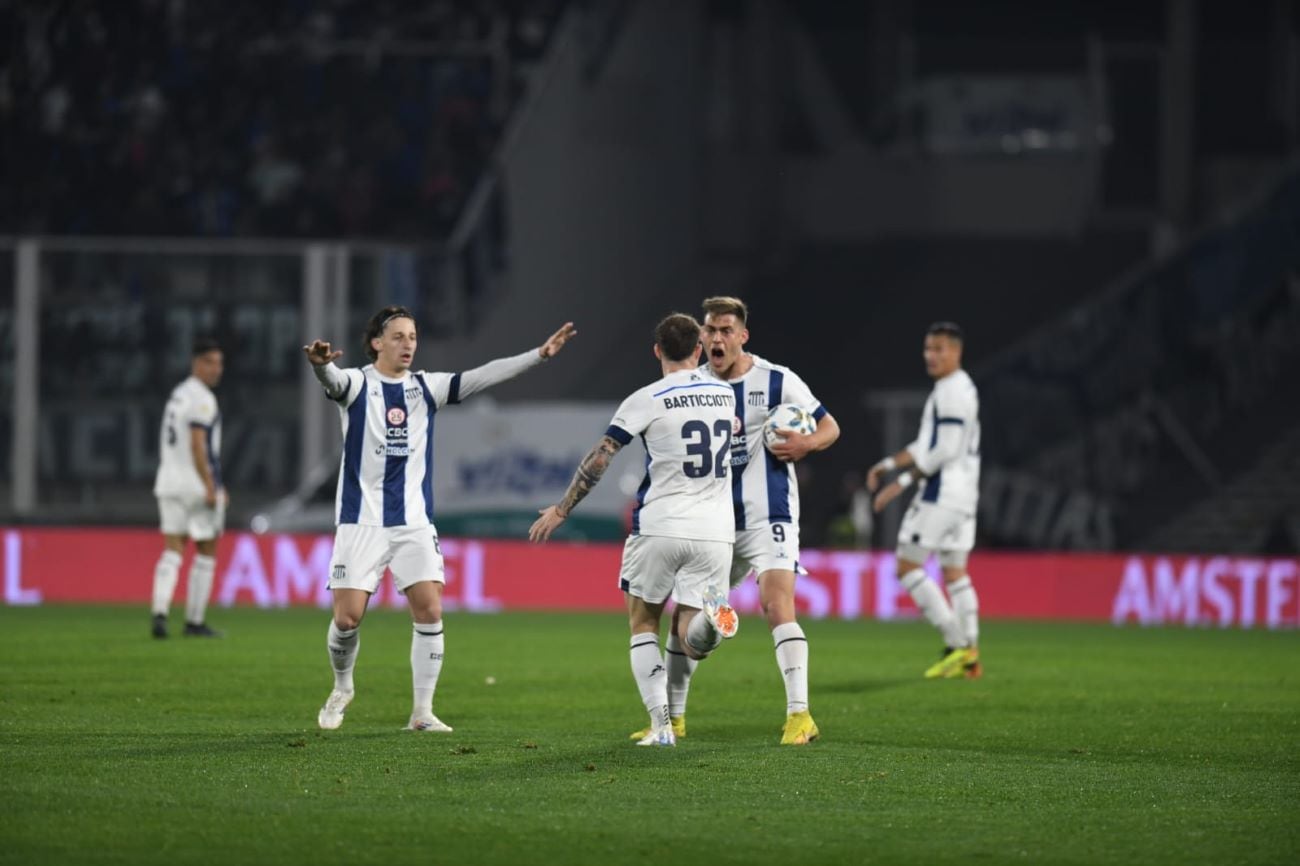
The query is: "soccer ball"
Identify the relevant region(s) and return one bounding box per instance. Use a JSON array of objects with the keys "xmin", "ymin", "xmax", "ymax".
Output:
[{"xmin": 763, "ymin": 403, "xmax": 816, "ymax": 450}]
